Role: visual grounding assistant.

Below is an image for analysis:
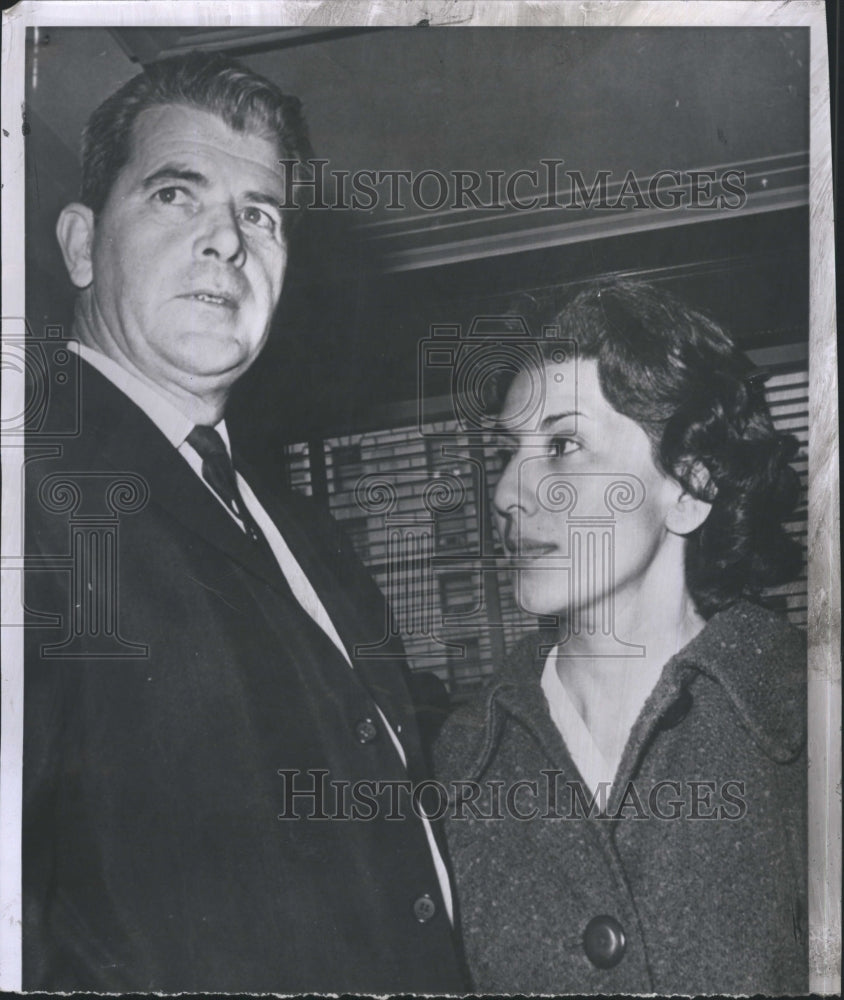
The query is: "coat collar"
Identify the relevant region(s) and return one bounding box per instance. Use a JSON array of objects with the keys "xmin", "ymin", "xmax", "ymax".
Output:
[
  {"xmin": 491, "ymin": 601, "xmax": 806, "ymax": 766},
  {"xmin": 672, "ymin": 600, "xmax": 806, "ymax": 761}
]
